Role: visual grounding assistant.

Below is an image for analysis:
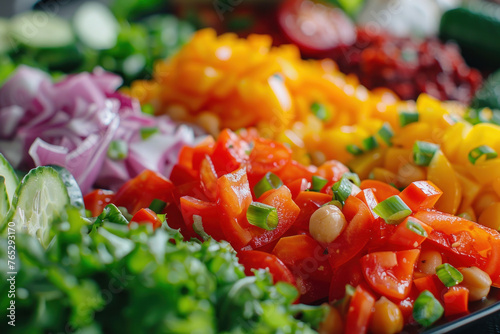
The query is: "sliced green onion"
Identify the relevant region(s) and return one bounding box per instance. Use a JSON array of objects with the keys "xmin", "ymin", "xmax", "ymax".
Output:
[
  {"xmin": 311, "ymin": 102, "xmax": 331, "ymax": 121},
  {"xmin": 140, "ymin": 127, "xmax": 159, "ymax": 140},
  {"xmin": 413, "ymin": 290, "xmax": 444, "ymax": 327},
  {"xmin": 399, "ymin": 111, "xmax": 419, "ymax": 127},
  {"xmin": 436, "ymin": 263, "xmax": 463, "ymax": 287},
  {"xmin": 321, "ymin": 200, "xmax": 343, "ymax": 210},
  {"xmin": 362, "ymin": 136, "xmax": 379, "ymax": 150},
  {"xmin": 377, "ymin": 123, "xmax": 394, "ymax": 146},
  {"xmin": 156, "ymin": 213, "xmax": 166, "ymax": 223},
  {"xmin": 107, "ymin": 140, "xmax": 128, "ymax": 160},
  {"xmin": 373, "ymin": 195, "xmax": 412, "ymax": 225},
  {"xmin": 246, "ymin": 202, "xmax": 278, "ymax": 230},
  {"xmin": 468, "ymin": 145, "xmax": 498, "ymax": 165},
  {"xmin": 254, "ymin": 172, "xmax": 283, "ymax": 198},
  {"xmin": 331, "ymin": 176, "xmax": 352, "ymax": 205},
  {"xmin": 343, "ymin": 172, "xmax": 361, "ymax": 187},
  {"xmin": 346, "ymin": 144, "xmax": 364, "ymax": 156},
  {"xmin": 311, "ymin": 175, "xmax": 328, "ymax": 192},
  {"xmin": 149, "ymin": 199, "xmax": 166, "ymax": 214},
  {"xmin": 413, "ymin": 141, "xmax": 439, "ymax": 166},
  {"xmin": 406, "ymin": 218, "xmax": 427, "ymax": 237}
]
